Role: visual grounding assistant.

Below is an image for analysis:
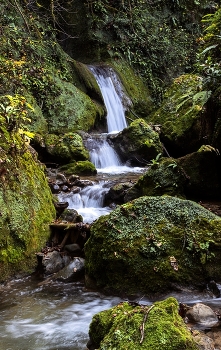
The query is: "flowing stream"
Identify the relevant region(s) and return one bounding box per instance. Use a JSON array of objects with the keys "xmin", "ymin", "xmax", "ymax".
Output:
[
  {"xmin": 1, "ymin": 66, "xmax": 220, "ymax": 350},
  {"xmin": 59, "ymin": 65, "xmax": 145, "ymax": 223}
]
